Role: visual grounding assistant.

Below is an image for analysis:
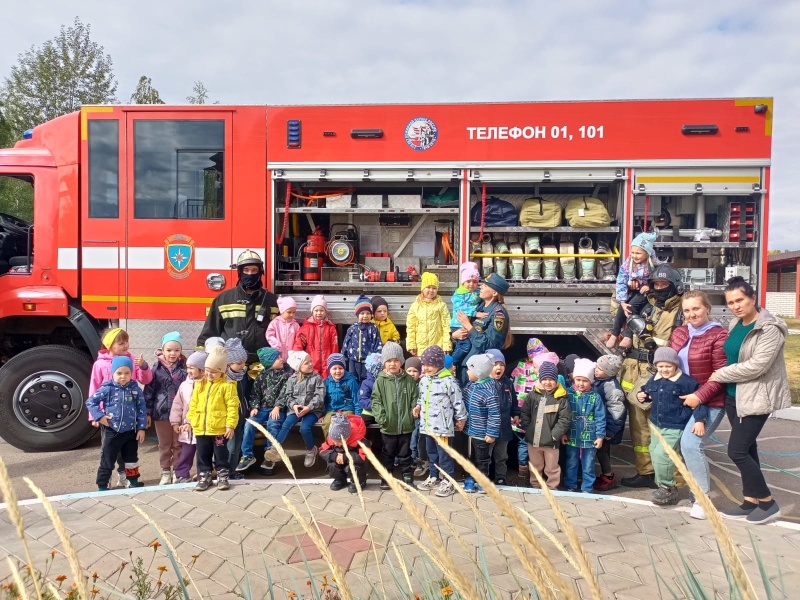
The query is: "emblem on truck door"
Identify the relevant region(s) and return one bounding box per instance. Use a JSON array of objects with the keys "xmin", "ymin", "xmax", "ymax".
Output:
[
  {"xmin": 404, "ymin": 116, "xmax": 438, "ymax": 151},
  {"xmin": 165, "ymin": 234, "xmax": 195, "ymax": 279}
]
